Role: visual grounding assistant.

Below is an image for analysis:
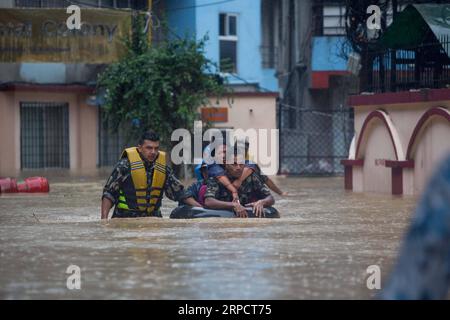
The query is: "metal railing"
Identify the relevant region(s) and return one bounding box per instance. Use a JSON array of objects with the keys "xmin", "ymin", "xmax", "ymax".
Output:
[
  {"xmin": 368, "ymin": 37, "xmax": 450, "ymax": 93},
  {"xmin": 278, "ymin": 103, "xmax": 354, "ymax": 176},
  {"xmin": 20, "ymin": 102, "xmax": 70, "ymax": 169},
  {"xmin": 14, "ymin": 0, "xmax": 146, "ymax": 9}
]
